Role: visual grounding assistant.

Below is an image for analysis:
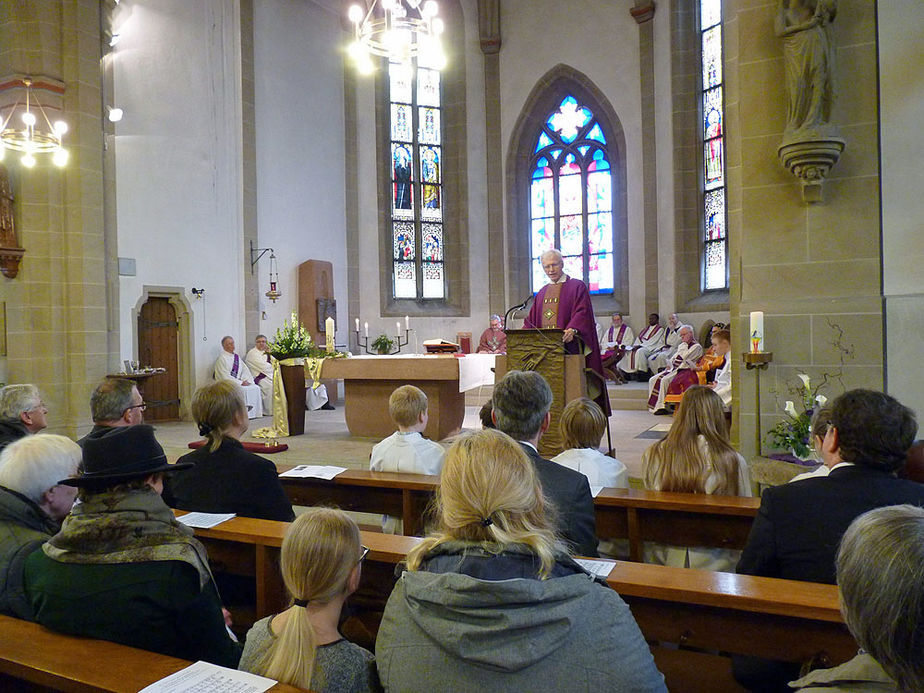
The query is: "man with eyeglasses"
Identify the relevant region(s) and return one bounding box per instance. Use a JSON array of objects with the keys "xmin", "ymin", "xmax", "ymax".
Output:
[
  {"xmin": 0, "ymin": 384, "xmax": 48, "ymax": 453},
  {"xmin": 77, "ymin": 378, "xmax": 145, "ymax": 446}
]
